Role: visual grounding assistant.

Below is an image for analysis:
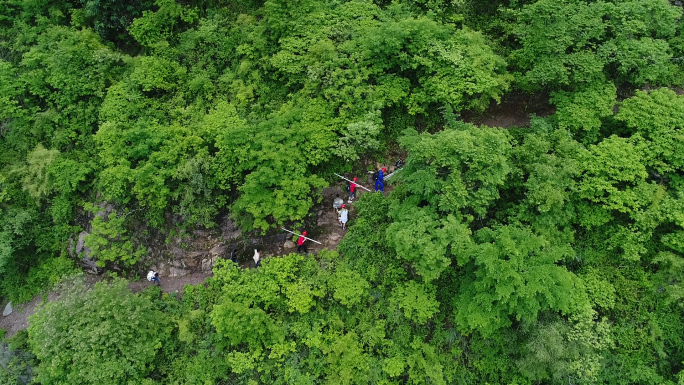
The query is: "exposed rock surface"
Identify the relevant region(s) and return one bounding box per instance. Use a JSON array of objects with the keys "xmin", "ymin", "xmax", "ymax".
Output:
[
  {"xmin": 168, "ymin": 267, "xmax": 189, "ymax": 277},
  {"xmin": 3, "ymin": 302, "xmax": 12, "ymax": 316},
  {"xmin": 201, "ymin": 257, "xmax": 216, "ymax": 272},
  {"xmin": 221, "ymin": 218, "xmax": 242, "ymax": 241},
  {"xmin": 76, "ymin": 231, "xmax": 98, "ymax": 274},
  {"xmin": 76, "ymin": 231, "xmax": 88, "ymax": 255},
  {"xmin": 210, "ymin": 244, "xmax": 227, "ymax": 256}
]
